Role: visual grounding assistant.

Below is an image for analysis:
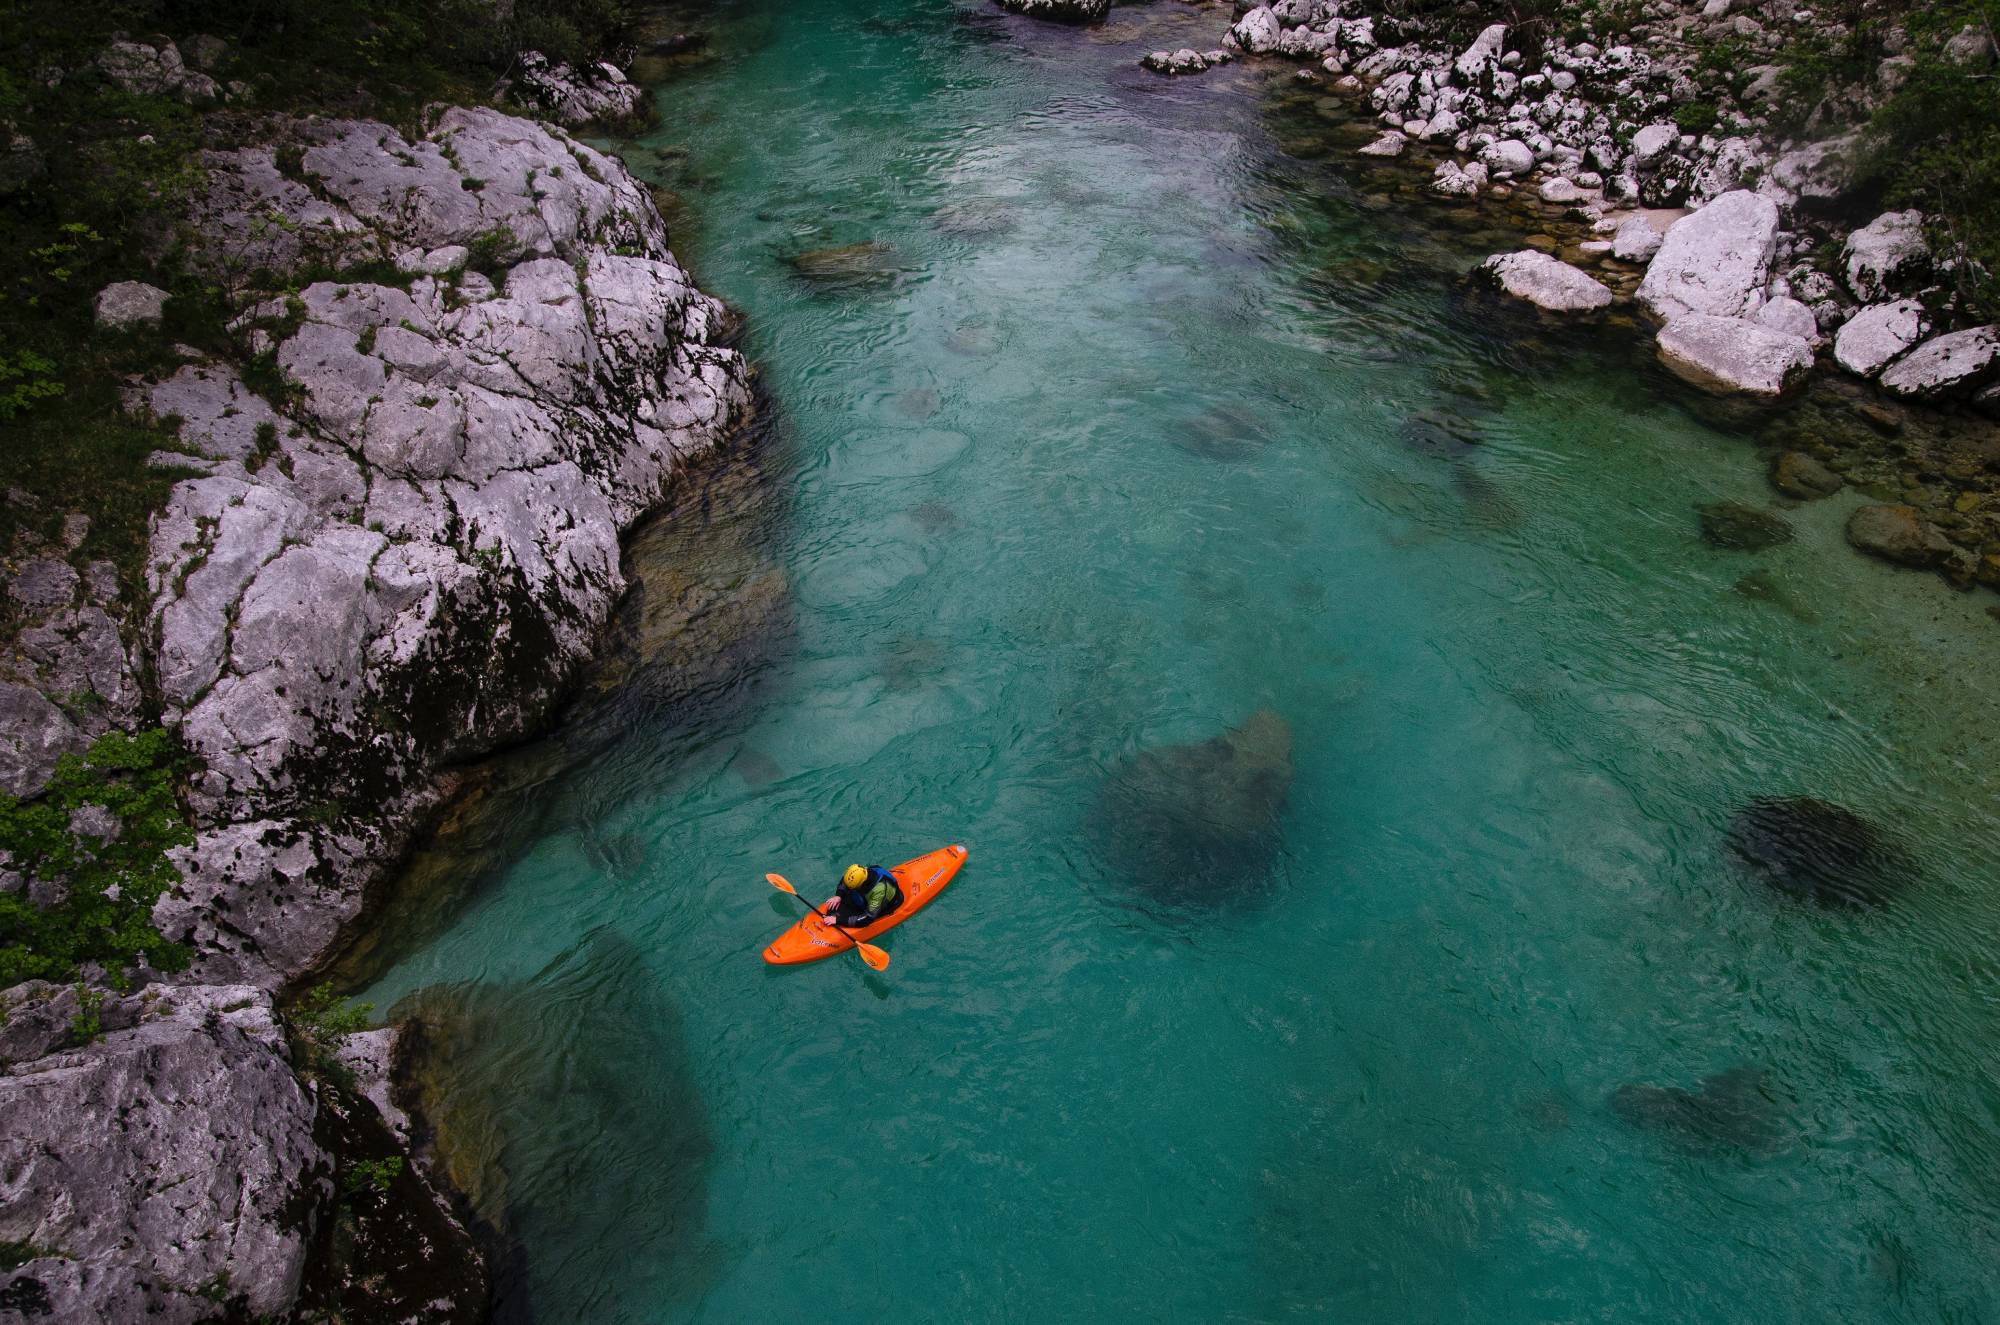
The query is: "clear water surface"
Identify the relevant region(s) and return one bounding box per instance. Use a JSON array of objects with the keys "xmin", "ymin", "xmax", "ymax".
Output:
[{"xmin": 361, "ymin": 2, "xmax": 2000, "ymax": 1320}]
